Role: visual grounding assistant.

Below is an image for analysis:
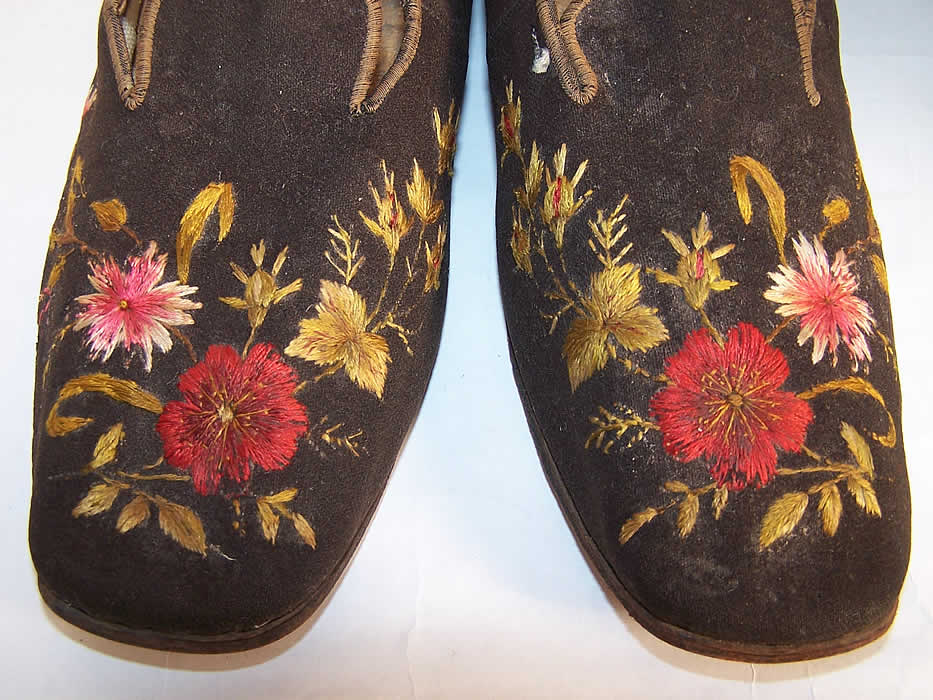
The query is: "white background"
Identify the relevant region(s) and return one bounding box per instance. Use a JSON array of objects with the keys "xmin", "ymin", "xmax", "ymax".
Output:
[{"xmin": 1, "ymin": 1, "xmax": 931, "ymax": 697}]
